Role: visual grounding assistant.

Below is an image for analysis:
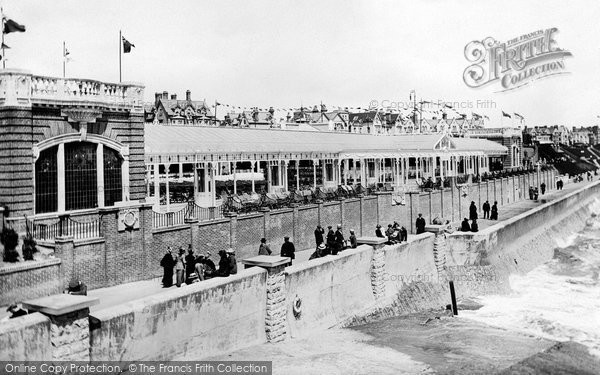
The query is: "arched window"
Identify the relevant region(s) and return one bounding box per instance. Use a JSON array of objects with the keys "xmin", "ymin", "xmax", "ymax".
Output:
[{"xmin": 34, "ymin": 139, "xmax": 124, "ymax": 214}]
